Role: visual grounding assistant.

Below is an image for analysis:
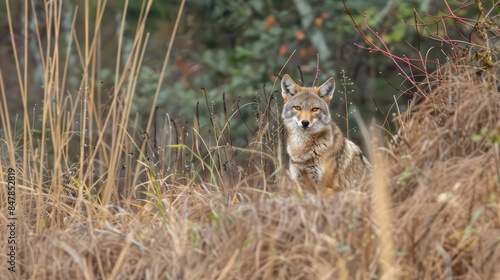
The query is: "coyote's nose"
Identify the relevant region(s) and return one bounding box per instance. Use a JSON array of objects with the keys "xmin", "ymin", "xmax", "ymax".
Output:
[{"xmin": 301, "ymin": 120, "xmax": 310, "ymax": 128}]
